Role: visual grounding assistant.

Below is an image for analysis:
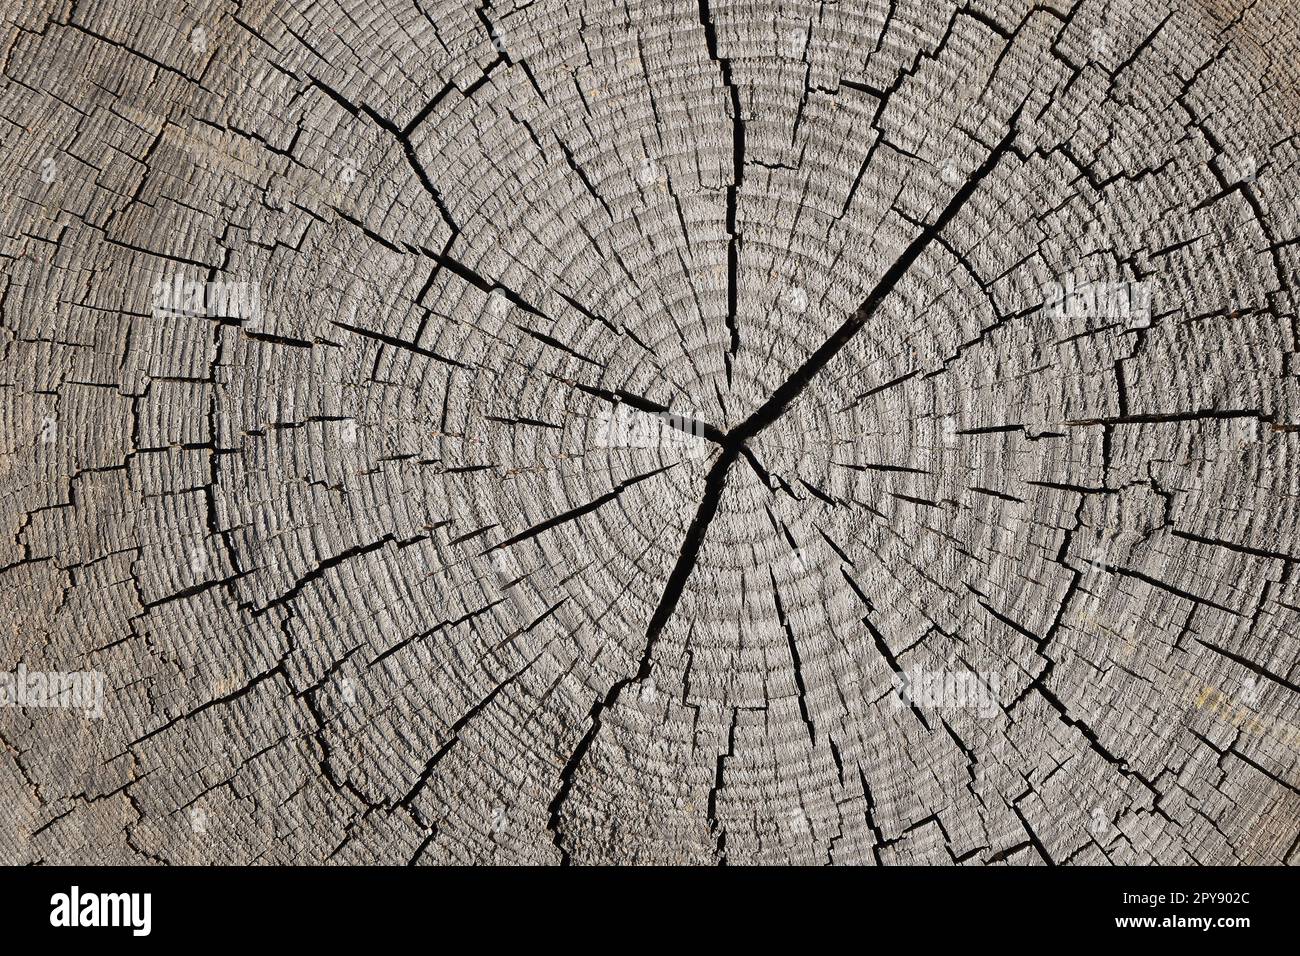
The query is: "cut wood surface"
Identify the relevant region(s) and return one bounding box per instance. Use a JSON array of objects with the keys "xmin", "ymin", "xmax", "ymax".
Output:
[{"xmin": 2, "ymin": 0, "xmax": 1299, "ymax": 865}]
